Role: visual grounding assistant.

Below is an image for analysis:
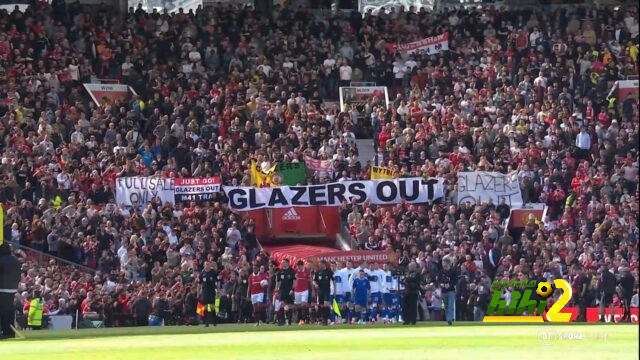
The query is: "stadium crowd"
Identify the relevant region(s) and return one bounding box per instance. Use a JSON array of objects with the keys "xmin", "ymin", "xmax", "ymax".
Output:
[{"xmin": 0, "ymin": 0, "xmax": 639, "ymax": 329}]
